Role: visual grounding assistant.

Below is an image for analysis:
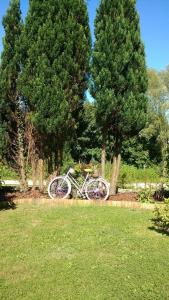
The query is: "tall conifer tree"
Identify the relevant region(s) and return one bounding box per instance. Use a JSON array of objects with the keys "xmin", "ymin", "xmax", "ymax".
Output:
[
  {"xmin": 19, "ymin": 0, "xmax": 91, "ymax": 178},
  {"xmin": 19, "ymin": 0, "xmax": 50, "ymax": 188},
  {"xmin": 91, "ymin": 0, "xmax": 148, "ymax": 193},
  {"xmin": 0, "ymin": 0, "xmax": 27, "ymax": 189}
]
